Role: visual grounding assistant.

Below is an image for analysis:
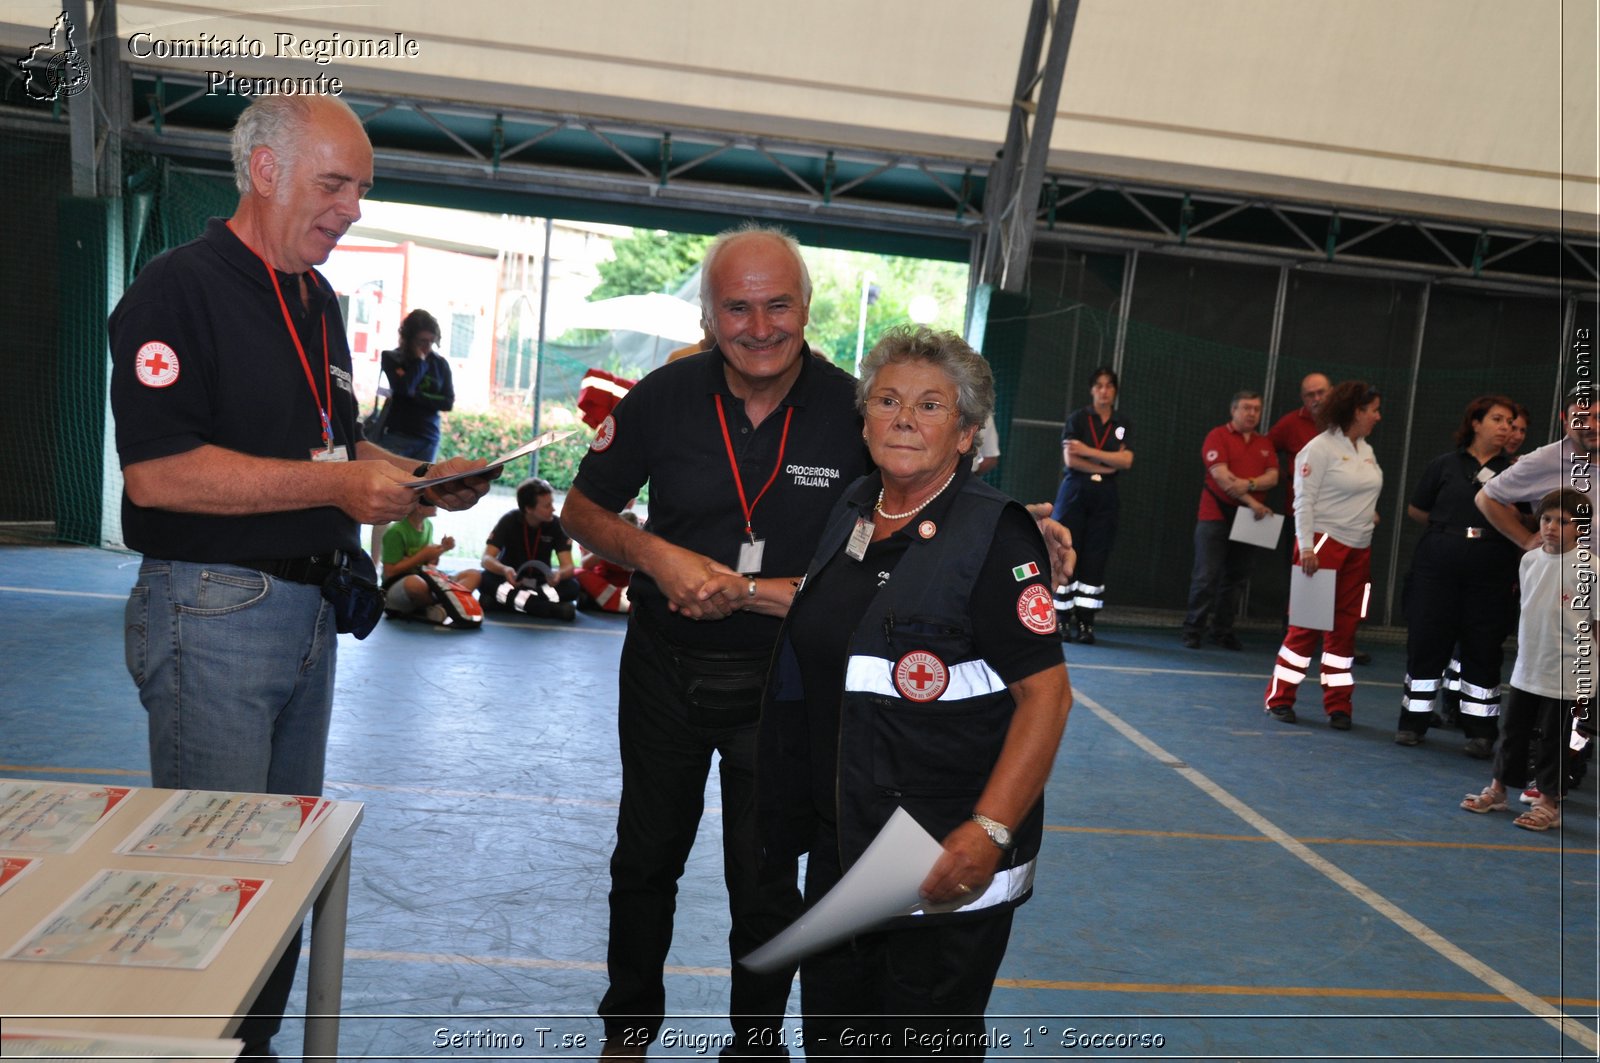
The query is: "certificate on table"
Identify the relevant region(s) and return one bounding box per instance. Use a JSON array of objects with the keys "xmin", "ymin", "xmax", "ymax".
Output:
[
  {"xmin": 0, "ymin": 782, "xmax": 135, "ymax": 854},
  {"xmin": 115, "ymin": 791, "xmax": 332, "ymax": 864},
  {"xmin": 4, "ymin": 868, "xmax": 270, "ymax": 970},
  {"xmin": 1288, "ymin": 568, "xmax": 1338, "ymax": 631},
  {"xmin": 2, "ymin": 1026, "xmax": 243, "ymax": 1061},
  {"xmin": 1229, "ymin": 506, "xmax": 1284, "ymax": 549},
  {"xmin": 0, "ymin": 854, "xmax": 41, "ymax": 898}
]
